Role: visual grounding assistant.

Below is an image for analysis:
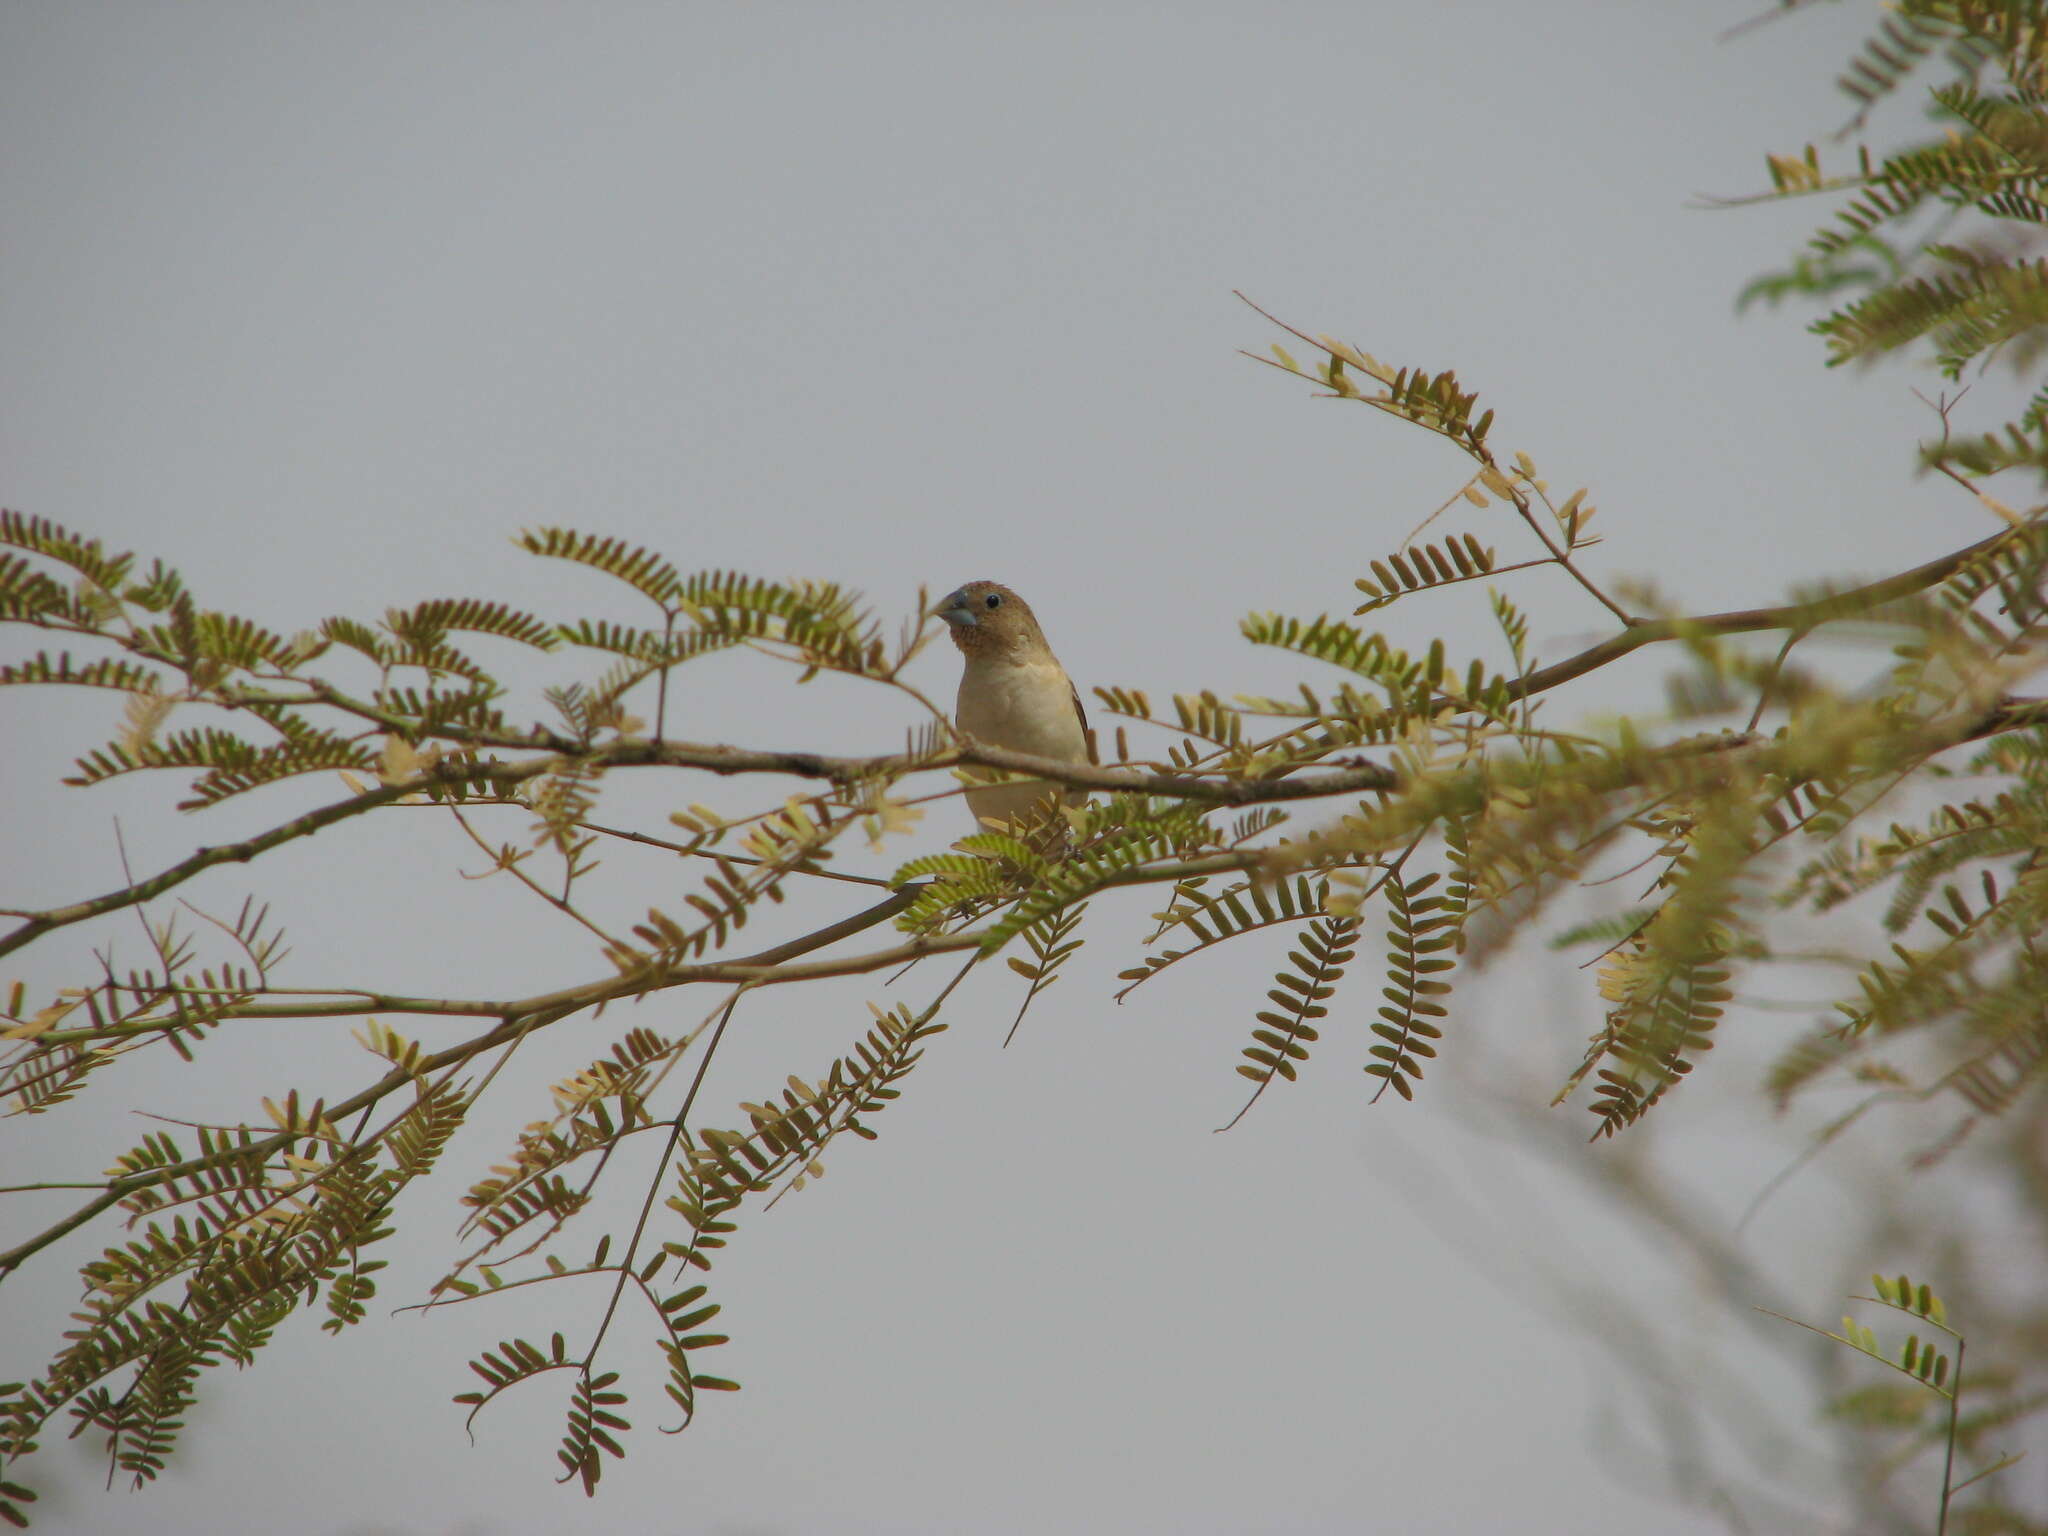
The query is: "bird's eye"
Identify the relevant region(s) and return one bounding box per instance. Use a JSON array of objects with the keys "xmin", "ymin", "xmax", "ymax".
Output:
[{"xmin": 983, "ymin": 593, "xmax": 1002, "ymax": 610}]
